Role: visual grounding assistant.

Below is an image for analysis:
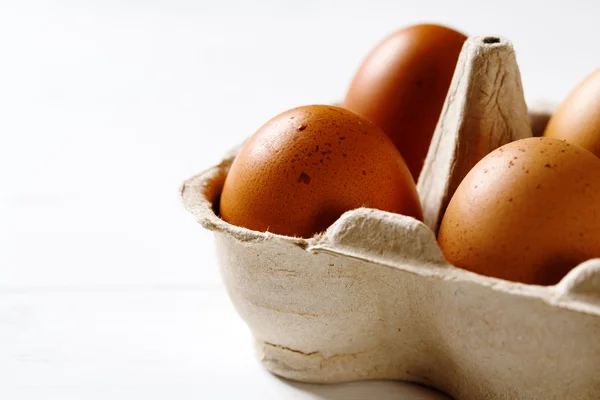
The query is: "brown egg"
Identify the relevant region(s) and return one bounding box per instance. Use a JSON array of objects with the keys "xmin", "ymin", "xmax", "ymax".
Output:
[
  {"xmin": 219, "ymin": 105, "xmax": 422, "ymax": 238},
  {"xmin": 544, "ymin": 68, "xmax": 600, "ymax": 157},
  {"xmin": 343, "ymin": 24, "xmax": 467, "ymax": 180},
  {"xmin": 438, "ymin": 137, "xmax": 600, "ymax": 285}
]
